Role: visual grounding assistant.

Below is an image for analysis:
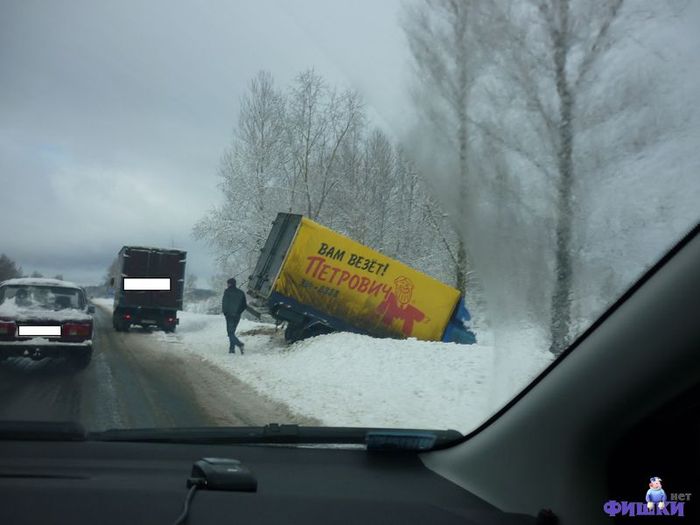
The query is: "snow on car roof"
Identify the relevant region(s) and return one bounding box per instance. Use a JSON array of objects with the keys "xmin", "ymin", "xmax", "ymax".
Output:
[{"xmin": 0, "ymin": 277, "xmax": 82, "ymax": 289}]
